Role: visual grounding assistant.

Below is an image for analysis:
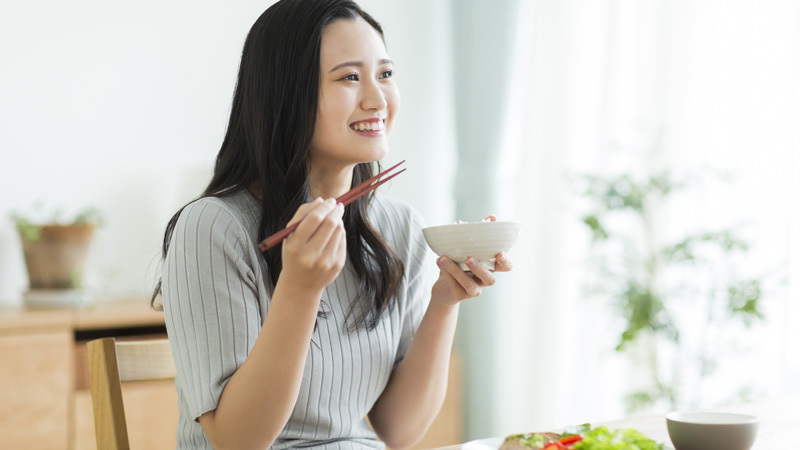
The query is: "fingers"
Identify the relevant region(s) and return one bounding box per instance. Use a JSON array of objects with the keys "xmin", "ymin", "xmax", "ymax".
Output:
[
  {"xmin": 316, "ymin": 216, "xmax": 346, "ymax": 268},
  {"xmin": 465, "ymin": 257, "xmax": 496, "ymax": 286},
  {"xmin": 434, "ymin": 251, "xmax": 514, "ymax": 304},
  {"xmin": 291, "ymin": 198, "xmax": 339, "ymax": 243},
  {"xmin": 308, "ymin": 202, "xmax": 345, "ymax": 250},
  {"xmin": 434, "ymin": 267, "xmax": 460, "ymax": 296},
  {"xmin": 287, "ymin": 197, "xmax": 325, "ymax": 227},
  {"xmin": 494, "ymin": 252, "xmax": 514, "ymax": 272},
  {"xmin": 437, "ymin": 256, "xmax": 485, "ymax": 299},
  {"xmin": 480, "ymin": 215, "xmax": 513, "ymax": 272},
  {"xmin": 335, "ymin": 224, "xmax": 347, "ymax": 259},
  {"xmin": 280, "ymin": 198, "xmax": 347, "ymax": 288}
]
